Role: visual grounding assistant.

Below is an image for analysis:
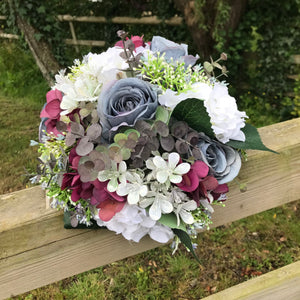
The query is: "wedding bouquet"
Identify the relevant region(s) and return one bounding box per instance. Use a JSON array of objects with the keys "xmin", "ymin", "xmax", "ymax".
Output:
[{"xmin": 33, "ymin": 31, "xmax": 272, "ymax": 257}]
